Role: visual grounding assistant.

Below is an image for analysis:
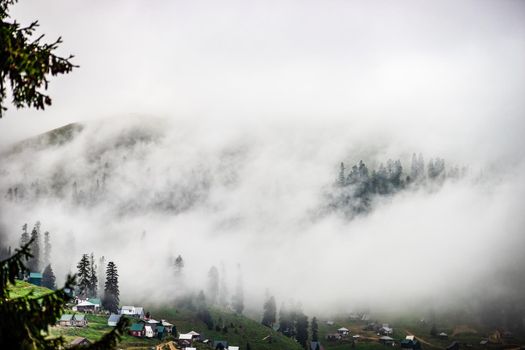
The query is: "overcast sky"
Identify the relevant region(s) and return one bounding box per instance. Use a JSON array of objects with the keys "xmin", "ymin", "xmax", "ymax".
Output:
[{"xmin": 0, "ymin": 0, "xmax": 524, "ymax": 164}]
